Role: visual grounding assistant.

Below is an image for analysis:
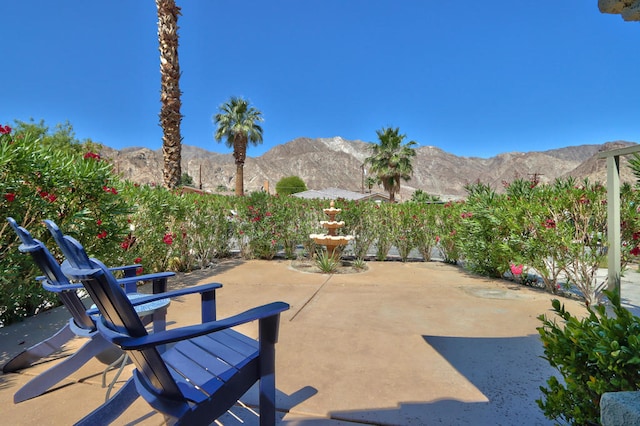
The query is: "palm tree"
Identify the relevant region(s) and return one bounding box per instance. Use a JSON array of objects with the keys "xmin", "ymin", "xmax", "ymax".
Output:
[
  {"xmin": 213, "ymin": 97, "xmax": 264, "ymax": 196},
  {"xmin": 156, "ymin": 0, "xmax": 183, "ymax": 189},
  {"xmin": 365, "ymin": 127, "xmax": 417, "ymax": 202}
]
